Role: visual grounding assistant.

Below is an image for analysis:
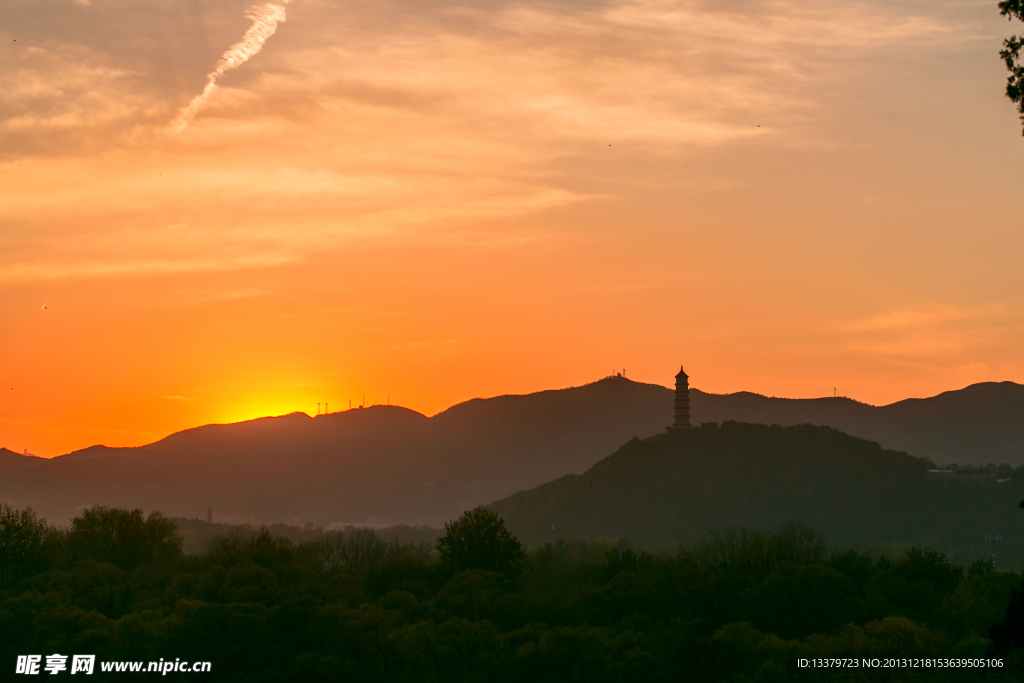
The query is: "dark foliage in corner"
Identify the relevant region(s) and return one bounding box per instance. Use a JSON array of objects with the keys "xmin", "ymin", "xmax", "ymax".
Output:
[
  {"xmin": 991, "ymin": 584, "xmax": 1024, "ymax": 654},
  {"xmin": 1001, "ymin": 0, "xmax": 1024, "ymax": 133},
  {"xmin": 988, "ymin": 461, "xmax": 1024, "ymax": 662}
]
